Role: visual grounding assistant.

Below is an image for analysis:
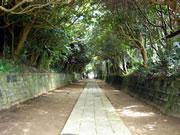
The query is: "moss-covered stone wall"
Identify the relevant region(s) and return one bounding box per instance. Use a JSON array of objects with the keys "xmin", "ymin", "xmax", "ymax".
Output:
[
  {"xmin": 106, "ymin": 75, "xmax": 180, "ymax": 117},
  {"xmin": 0, "ymin": 73, "xmax": 80, "ymax": 110}
]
